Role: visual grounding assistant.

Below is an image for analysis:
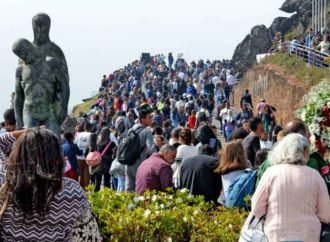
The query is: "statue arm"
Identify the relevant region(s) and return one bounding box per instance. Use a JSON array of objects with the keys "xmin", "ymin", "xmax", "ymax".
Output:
[{"xmin": 14, "ymin": 66, "xmax": 24, "ymax": 129}]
